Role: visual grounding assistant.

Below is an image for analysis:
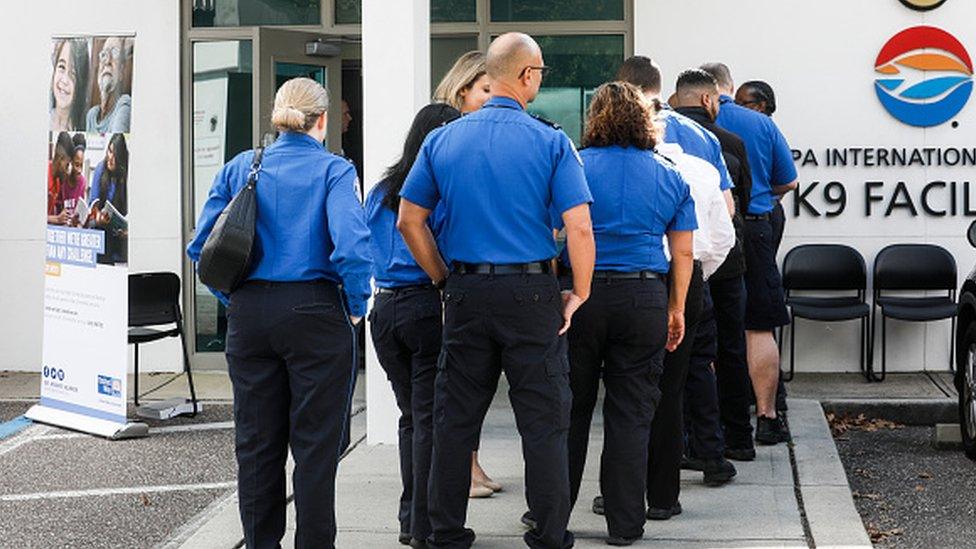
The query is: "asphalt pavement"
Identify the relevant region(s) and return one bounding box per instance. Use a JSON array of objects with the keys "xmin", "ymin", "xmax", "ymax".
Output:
[
  {"xmin": 0, "ymin": 402, "xmax": 237, "ymax": 549},
  {"xmin": 836, "ymin": 421, "xmax": 976, "ymax": 547}
]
